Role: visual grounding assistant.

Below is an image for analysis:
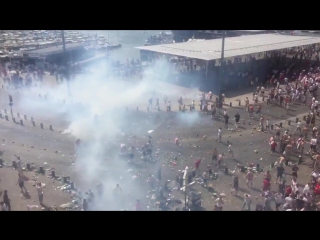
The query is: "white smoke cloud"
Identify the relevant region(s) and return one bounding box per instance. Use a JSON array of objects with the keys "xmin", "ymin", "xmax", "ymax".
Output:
[{"xmin": 16, "ymin": 58, "xmax": 202, "ymax": 209}]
